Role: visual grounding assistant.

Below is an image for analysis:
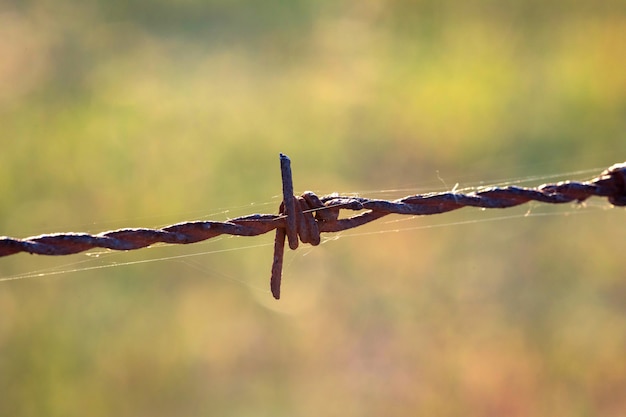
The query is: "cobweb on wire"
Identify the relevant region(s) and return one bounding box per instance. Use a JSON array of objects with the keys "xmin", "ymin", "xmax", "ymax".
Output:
[{"xmin": 0, "ymin": 162, "xmax": 622, "ymax": 296}]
